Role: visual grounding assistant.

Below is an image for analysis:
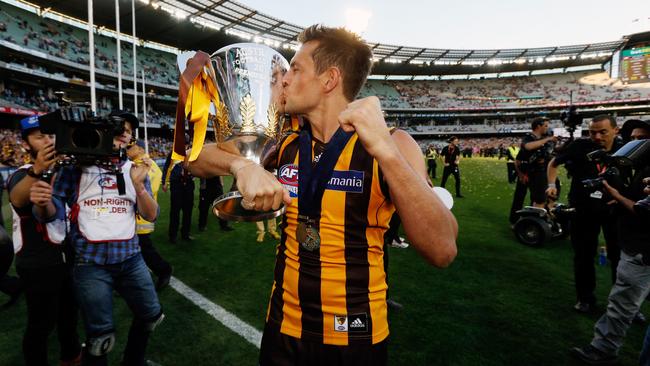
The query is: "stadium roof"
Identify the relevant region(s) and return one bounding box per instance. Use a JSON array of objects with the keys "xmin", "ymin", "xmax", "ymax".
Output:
[{"xmin": 24, "ymin": 0, "xmax": 629, "ymax": 75}]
